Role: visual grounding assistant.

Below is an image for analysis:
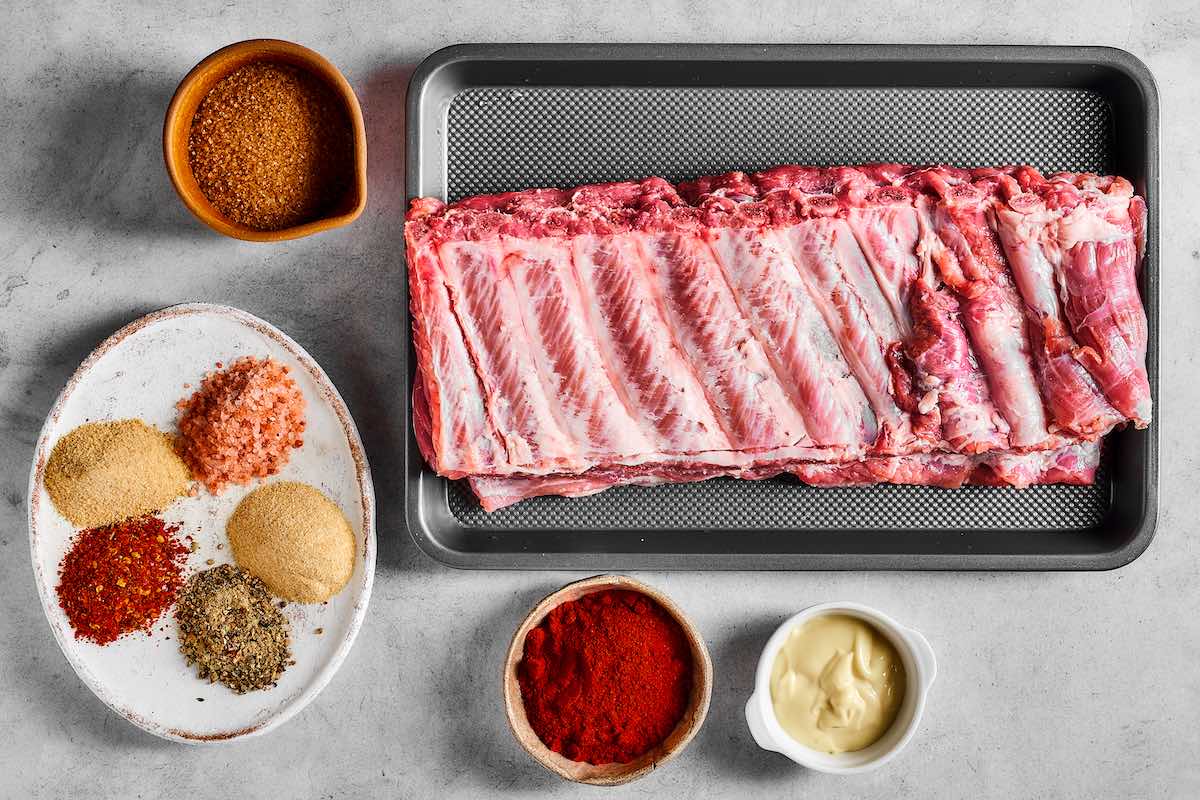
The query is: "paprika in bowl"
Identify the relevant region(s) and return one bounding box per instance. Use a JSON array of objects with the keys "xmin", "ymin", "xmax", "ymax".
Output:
[{"xmin": 502, "ymin": 575, "xmax": 713, "ymax": 786}]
